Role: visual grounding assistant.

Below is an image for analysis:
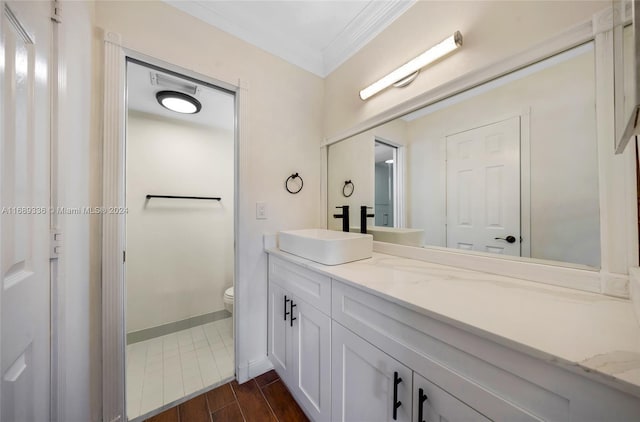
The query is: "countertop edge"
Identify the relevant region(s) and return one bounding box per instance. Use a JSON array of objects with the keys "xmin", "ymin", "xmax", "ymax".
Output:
[{"xmin": 265, "ymin": 247, "xmax": 640, "ymax": 400}]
